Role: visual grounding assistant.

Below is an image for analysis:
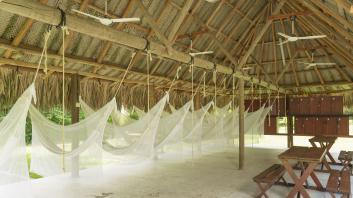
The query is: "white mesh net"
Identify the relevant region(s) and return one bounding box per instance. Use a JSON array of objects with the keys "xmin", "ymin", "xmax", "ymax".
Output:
[{"xmin": 0, "ymin": 82, "xmax": 273, "ymax": 184}]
